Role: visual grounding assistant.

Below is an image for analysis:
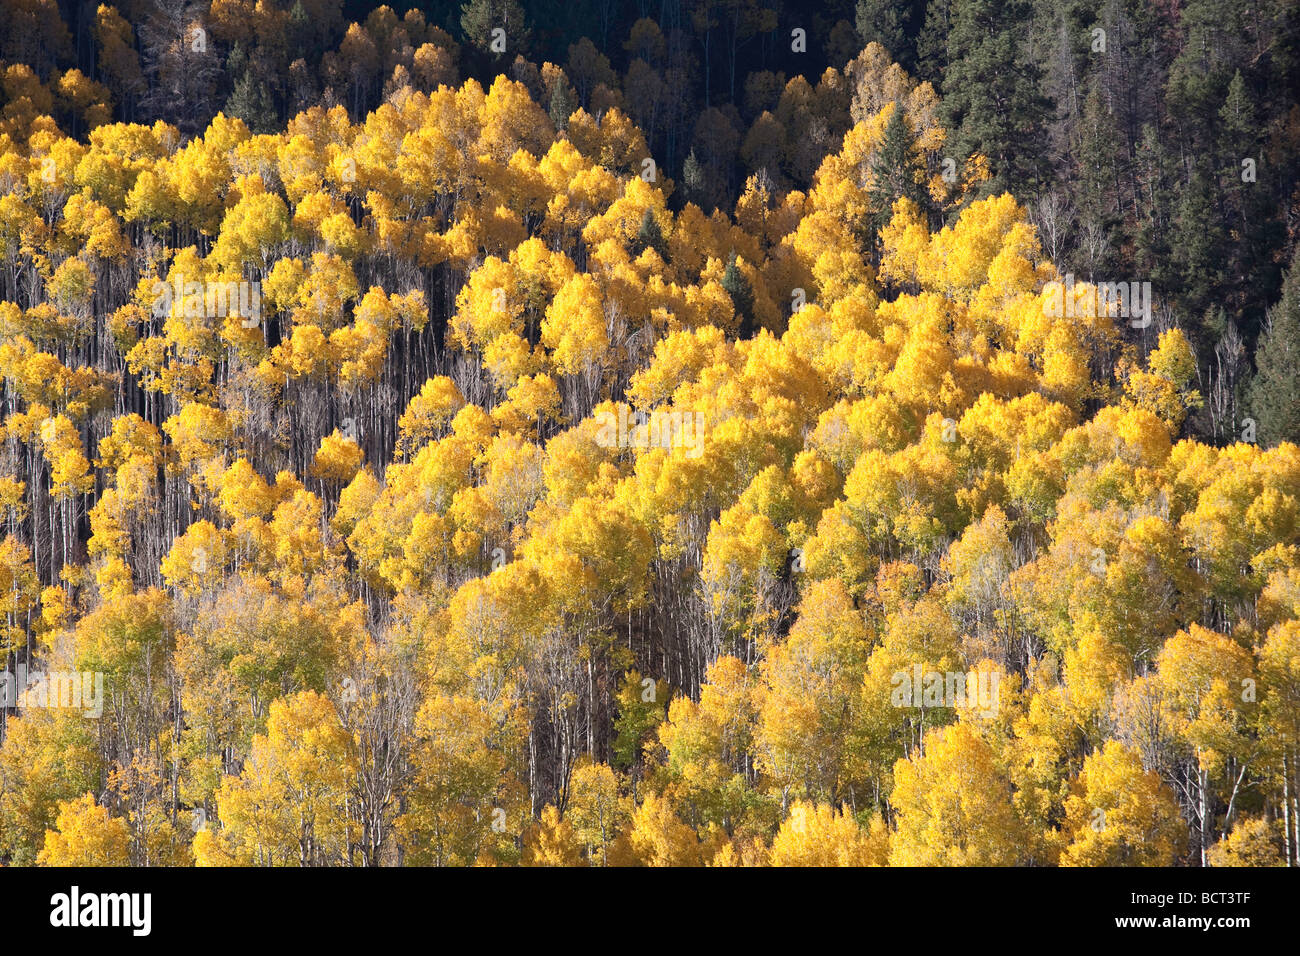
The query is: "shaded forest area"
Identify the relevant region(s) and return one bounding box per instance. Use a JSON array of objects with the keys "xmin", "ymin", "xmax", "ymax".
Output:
[{"xmin": 8, "ymin": 0, "xmax": 1300, "ymax": 444}]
